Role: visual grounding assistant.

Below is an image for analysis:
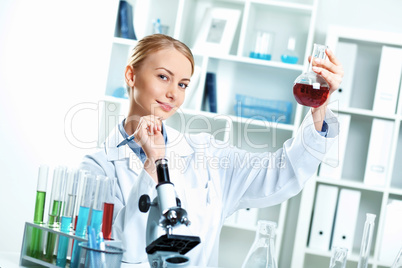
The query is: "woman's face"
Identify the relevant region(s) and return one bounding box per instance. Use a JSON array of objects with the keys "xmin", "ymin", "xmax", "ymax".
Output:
[{"xmin": 130, "ymin": 47, "xmax": 192, "ymax": 119}]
